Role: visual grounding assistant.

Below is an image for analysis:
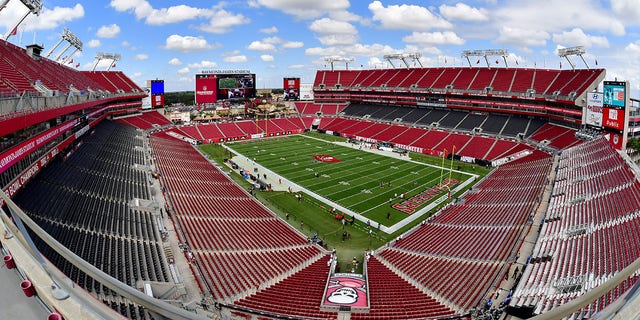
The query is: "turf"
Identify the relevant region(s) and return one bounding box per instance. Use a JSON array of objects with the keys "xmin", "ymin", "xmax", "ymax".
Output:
[
  {"xmin": 198, "ymin": 132, "xmax": 490, "ymax": 268},
  {"xmin": 226, "ymin": 134, "xmax": 472, "ymax": 227}
]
